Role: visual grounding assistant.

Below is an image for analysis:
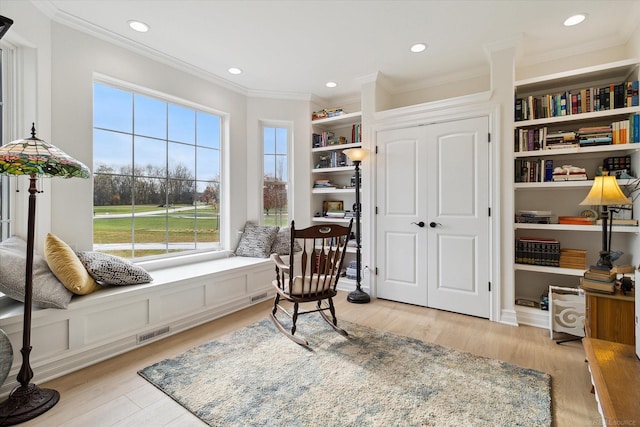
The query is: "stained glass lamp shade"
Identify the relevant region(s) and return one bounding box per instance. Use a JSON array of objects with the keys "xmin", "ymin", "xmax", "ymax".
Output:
[{"xmin": 0, "ymin": 124, "xmax": 89, "ymax": 424}]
